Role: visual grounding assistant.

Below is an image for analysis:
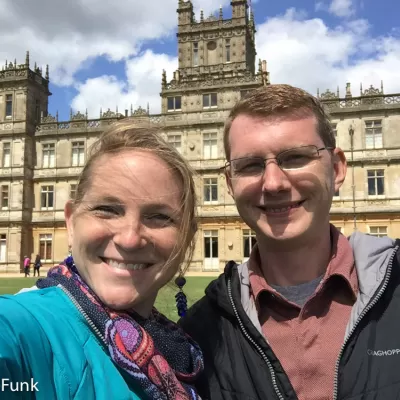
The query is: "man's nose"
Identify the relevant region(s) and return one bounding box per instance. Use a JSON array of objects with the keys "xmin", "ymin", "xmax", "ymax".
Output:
[{"xmin": 261, "ymin": 160, "xmax": 291, "ymax": 194}]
